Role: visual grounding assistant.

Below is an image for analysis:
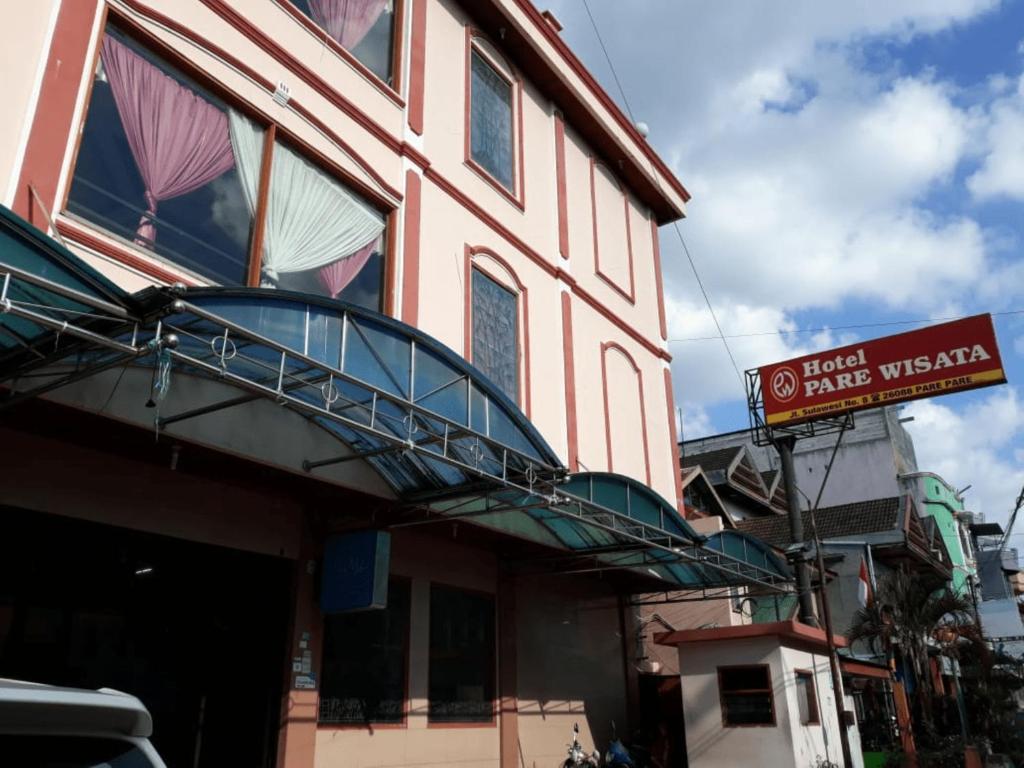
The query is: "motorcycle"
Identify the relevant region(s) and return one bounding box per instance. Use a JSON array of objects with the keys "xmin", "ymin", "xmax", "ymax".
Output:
[
  {"xmin": 563, "ymin": 722, "xmax": 601, "ymax": 768},
  {"xmin": 604, "ymin": 721, "xmax": 652, "ymax": 768}
]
